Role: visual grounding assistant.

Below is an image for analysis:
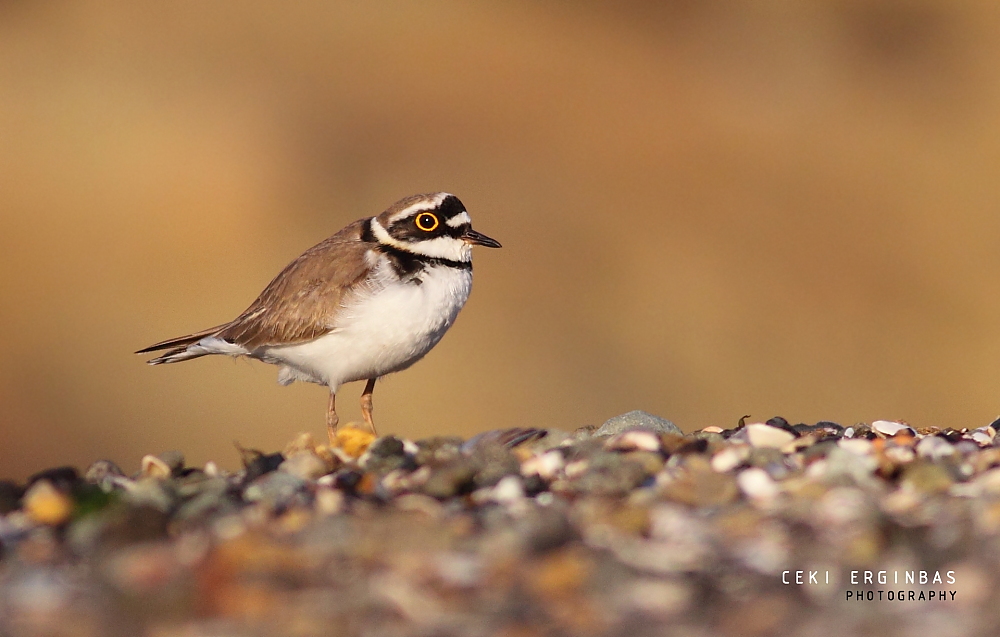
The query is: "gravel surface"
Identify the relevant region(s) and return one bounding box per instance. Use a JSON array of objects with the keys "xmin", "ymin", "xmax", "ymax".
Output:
[{"xmin": 3, "ymin": 414, "xmax": 1000, "ymax": 636}]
